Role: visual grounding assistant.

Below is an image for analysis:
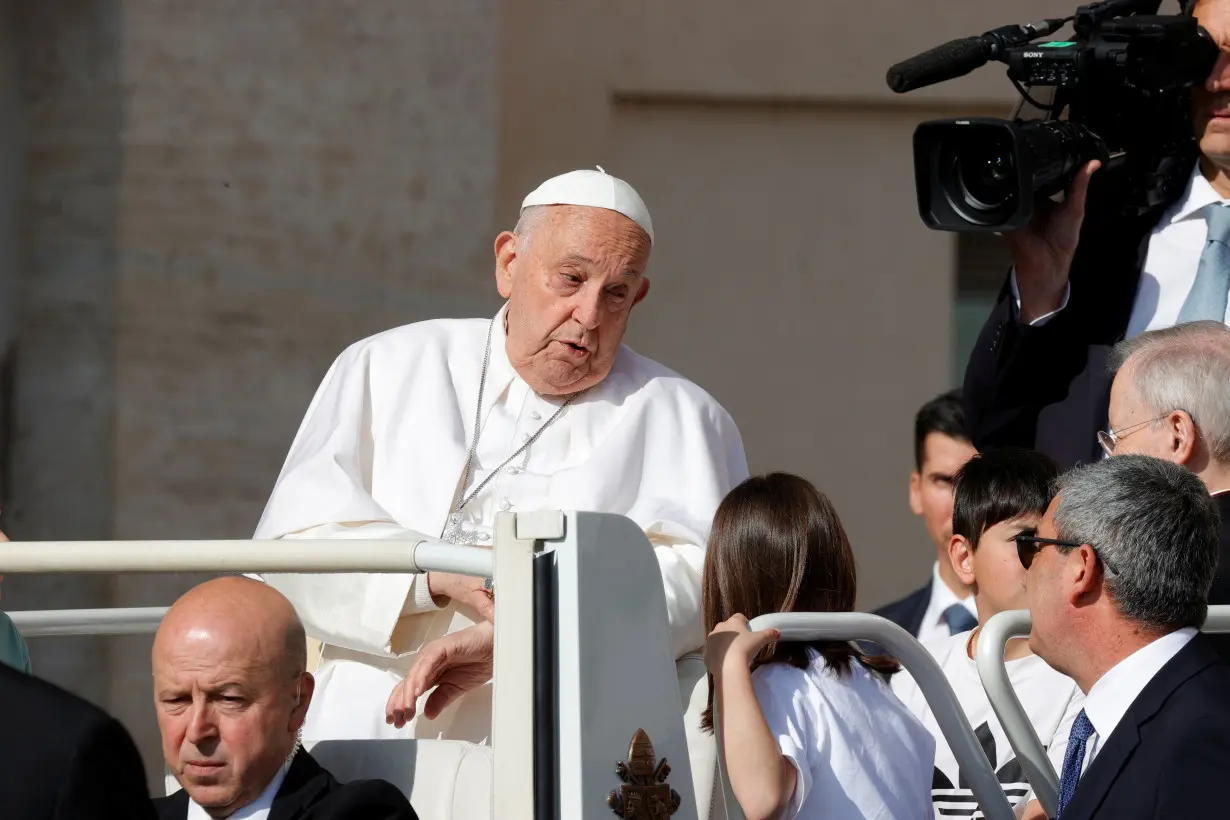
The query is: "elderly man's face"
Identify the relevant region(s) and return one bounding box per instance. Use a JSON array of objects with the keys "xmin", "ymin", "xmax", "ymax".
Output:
[
  {"xmin": 495, "ymin": 205, "xmax": 651, "ymax": 396},
  {"xmin": 1106, "ymin": 360, "xmax": 1173, "ymax": 459},
  {"xmin": 154, "ymin": 618, "xmax": 308, "ymax": 816}
]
